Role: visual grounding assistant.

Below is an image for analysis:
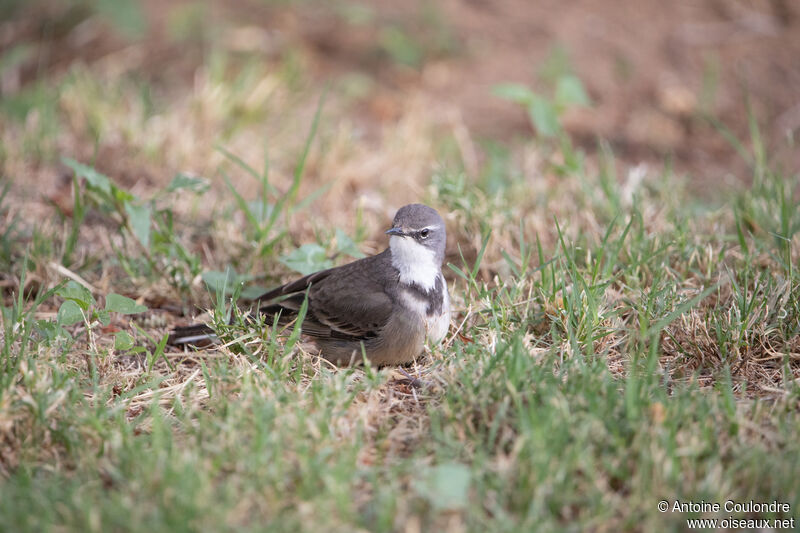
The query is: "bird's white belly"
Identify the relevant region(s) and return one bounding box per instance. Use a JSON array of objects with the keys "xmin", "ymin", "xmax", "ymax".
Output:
[
  {"xmin": 398, "ymin": 285, "xmax": 451, "ymax": 346},
  {"xmin": 425, "ymin": 288, "xmax": 450, "ymax": 344}
]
